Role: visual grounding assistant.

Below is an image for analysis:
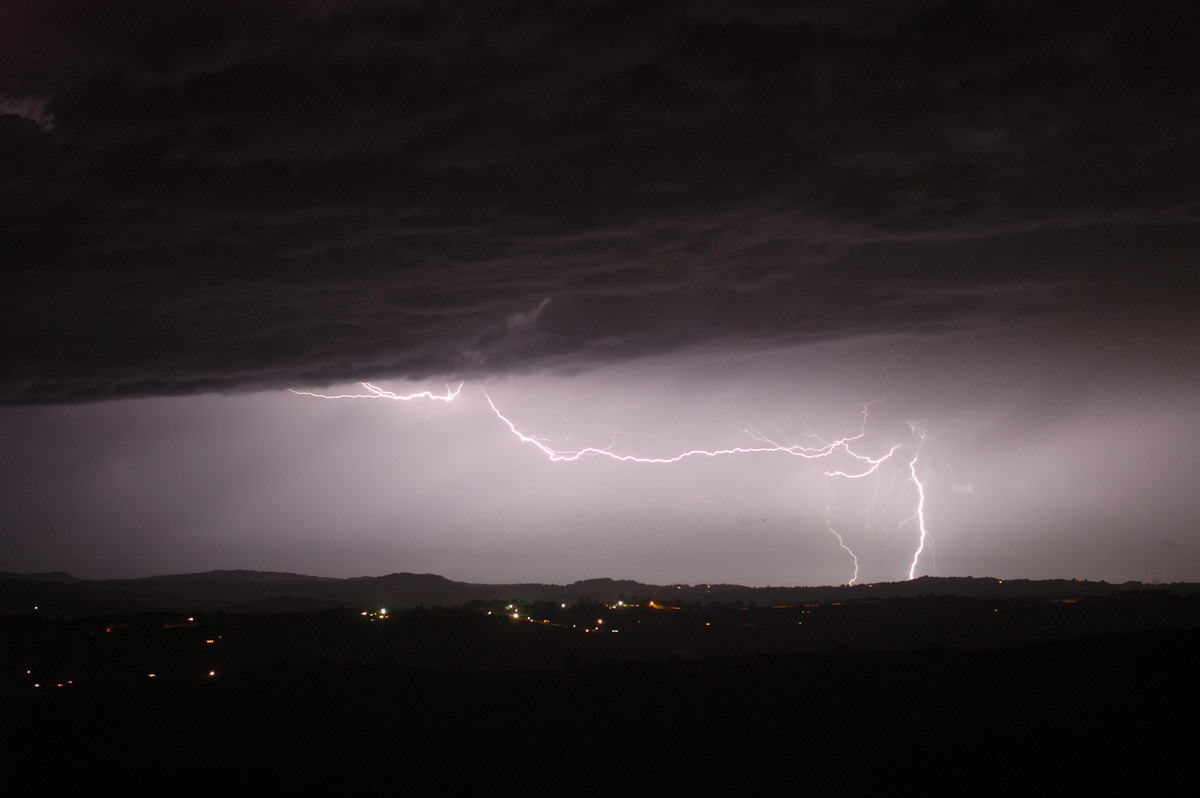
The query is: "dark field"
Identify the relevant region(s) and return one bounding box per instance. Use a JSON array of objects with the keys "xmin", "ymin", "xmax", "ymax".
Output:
[{"xmin": 4, "ymin": 592, "xmax": 1198, "ymax": 794}]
